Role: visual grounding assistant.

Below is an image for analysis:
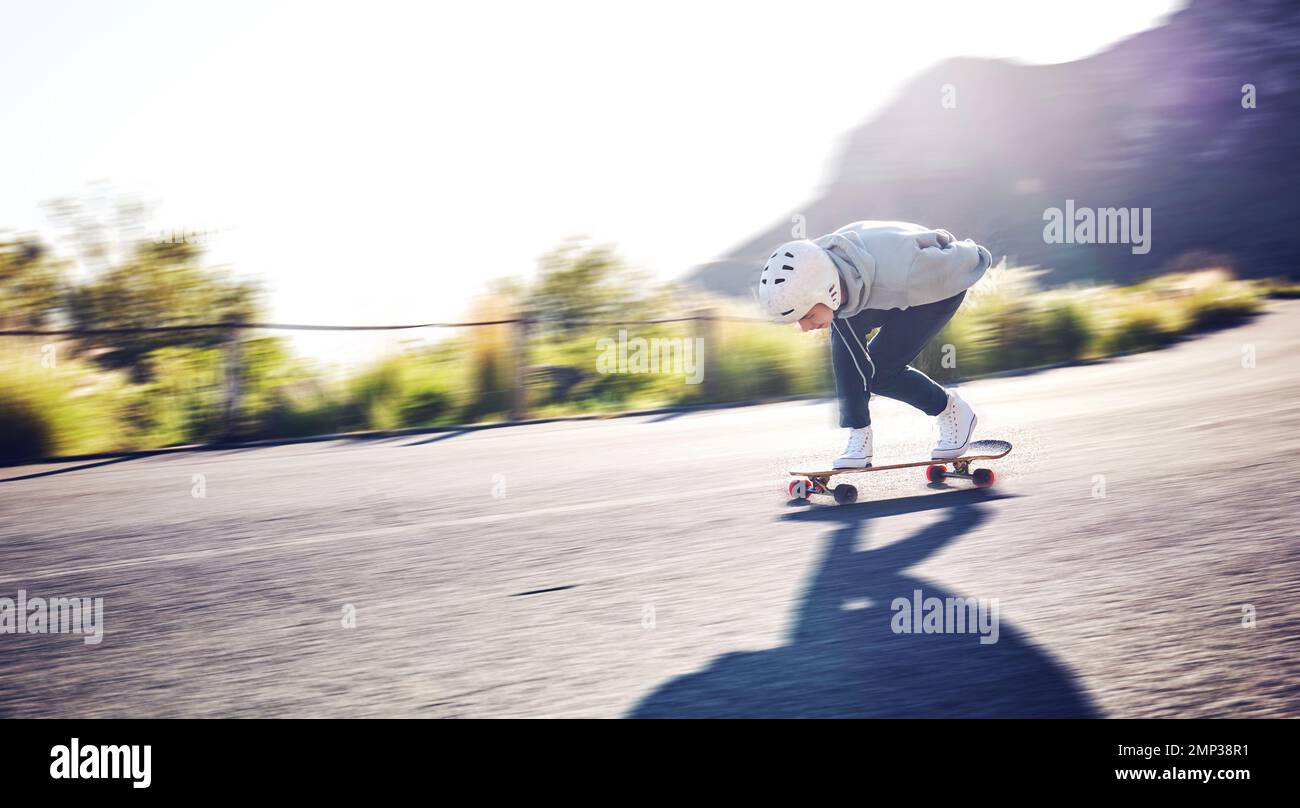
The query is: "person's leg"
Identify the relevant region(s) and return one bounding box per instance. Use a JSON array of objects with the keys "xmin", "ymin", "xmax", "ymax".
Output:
[
  {"xmin": 830, "ymin": 311, "xmax": 883, "ymax": 428},
  {"xmin": 866, "ymin": 291, "xmax": 966, "ymax": 416}
]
